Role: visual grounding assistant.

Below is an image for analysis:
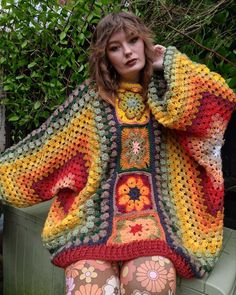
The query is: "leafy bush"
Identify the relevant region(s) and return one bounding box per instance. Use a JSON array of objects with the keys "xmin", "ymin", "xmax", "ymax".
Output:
[
  {"xmin": 130, "ymin": 0, "xmax": 236, "ymax": 86},
  {"xmin": 1, "ymin": 0, "xmax": 236, "ymax": 144},
  {"xmin": 0, "ymin": 0, "xmax": 121, "ymax": 142}
]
